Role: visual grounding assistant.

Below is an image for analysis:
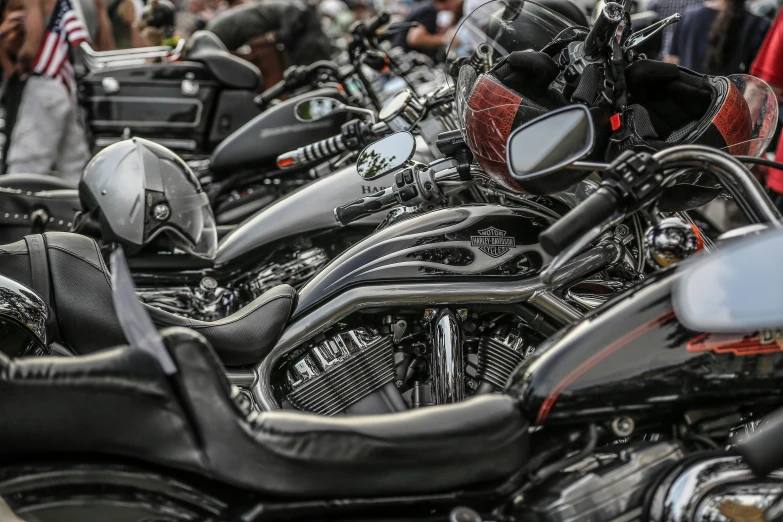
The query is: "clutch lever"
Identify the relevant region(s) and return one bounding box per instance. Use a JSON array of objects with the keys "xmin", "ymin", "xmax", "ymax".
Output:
[{"xmin": 623, "ymin": 13, "xmax": 681, "ymax": 52}]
